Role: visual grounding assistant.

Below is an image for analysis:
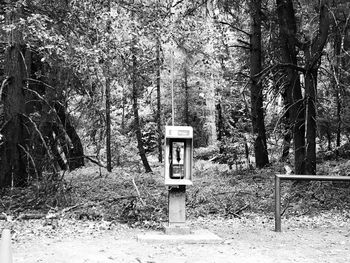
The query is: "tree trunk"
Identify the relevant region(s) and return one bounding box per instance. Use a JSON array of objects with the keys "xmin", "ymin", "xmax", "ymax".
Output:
[
  {"xmin": 280, "ymin": 80, "xmax": 291, "ymax": 161},
  {"xmin": 0, "ymin": 43, "xmax": 28, "ymax": 187},
  {"xmin": 333, "ymin": 28, "xmax": 341, "ymax": 148},
  {"xmin": 54, "ymin": 103, "xmax": 84, "ymax": 170},
  {"xmin": 121, "ymin": 84, "xmax": 126, "ymax": 133},
  {"xmin": 244, "ymin": 135, "xmax": 251, "ymax": 169},
  {"xmin": 105, "ymin": 0, "xmax": 112, "ymax": 172},
  {"xmin": 304, "ymin": 67, "xmax": 317, "ymax": 175},
  {"xmin": 216, "ymin": 102, "xmax": 224, "ymax": 154},
  {"xmin": 156, "ymin": 38, "xmax": 163, "ymax": 163},
  {"xmin": 249, "ymin": 0, "xmax": 269, "ymax": 168},
  {"xmin": 206, "ymin": 74, "xmax": 217, "ymax": 146},
  {"xmin": 281, "ymin": 128, "xmax": 291, "ymax": 161},
  {"xmin": 276, "ymin": 0, "xmax": 305, "ymax": 173},
  {"xmin": 0, "ymin": 4, "xmax": 29, "ymax": 187},
  {"xmin": 131, "ymin": 40, "xmax": 152, "ymax": 173},
  {"xmin": 47, "ymin": 124, "xmax": 67, "ymax": 171},
  {"xmin": 303, "ymin": 0, "xmax": 330, "ymax": 175},
  {"xmin": 183, "ymin": 66, "xmax": 189, "ymax": 125},
  {"xmin": 51, "ymin": 123, "xmax": 70, "ymax": 167},
  {"xmin": 105, "ymin": 74, "xmax": 112, "ymax": 172}
]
